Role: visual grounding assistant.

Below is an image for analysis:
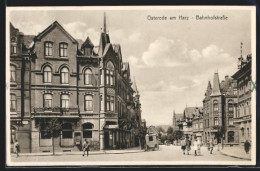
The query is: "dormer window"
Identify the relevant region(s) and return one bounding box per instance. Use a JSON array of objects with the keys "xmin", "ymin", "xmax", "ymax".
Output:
[
  {"xmin": 59, "ymin": 43, "xmax": 68, "ymax": 57},
  {"xmin": 44, "ymin": 42, "xmax": 53, "ymax": 56}
]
